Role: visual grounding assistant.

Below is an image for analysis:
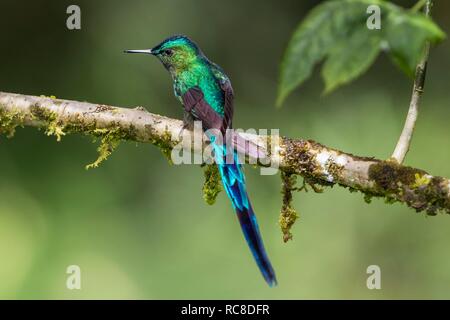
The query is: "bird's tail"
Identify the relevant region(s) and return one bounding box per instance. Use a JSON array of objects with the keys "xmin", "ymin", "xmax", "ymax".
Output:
[{"xmin": 211, "ymin": 140, "xmax": 277, "ymax": 287}]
